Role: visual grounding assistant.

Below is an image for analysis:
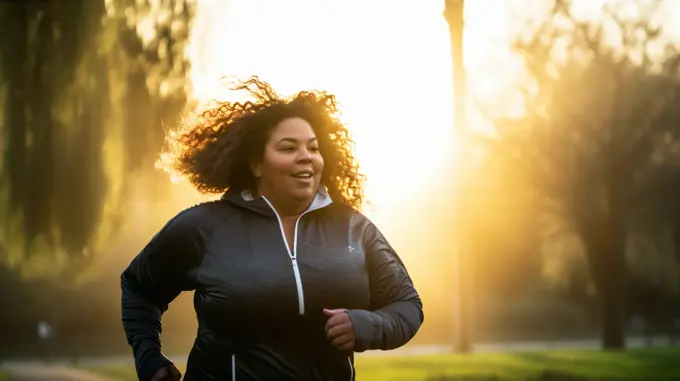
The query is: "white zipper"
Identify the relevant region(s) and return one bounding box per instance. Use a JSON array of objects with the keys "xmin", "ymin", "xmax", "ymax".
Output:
[
  {"xmin": 261, "ymin": 196, "xmax": 314, "ymax": 315},
  {"xmin": 231, "ymin": 354, "xmax": 236, "ymax": 381},
  {"xmin": 290, "ymin": 256, "xmax": 304, "ymax": 314},
  {"xmin": 348, "ymin": 357, "xmax": 354, "ymax": 381}
]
